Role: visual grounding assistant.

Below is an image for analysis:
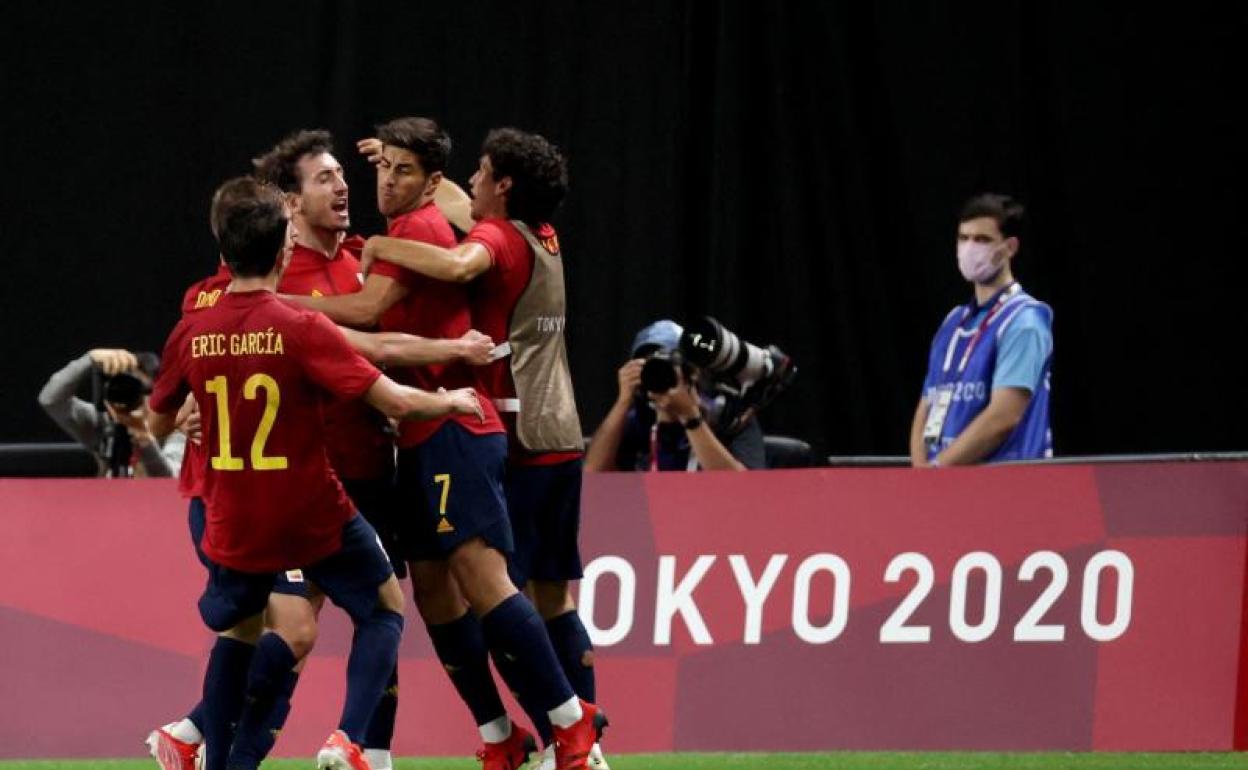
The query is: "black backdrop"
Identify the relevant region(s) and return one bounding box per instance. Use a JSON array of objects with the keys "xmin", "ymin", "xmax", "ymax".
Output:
[{"xmin": 2, "ymin": 2, "xmax": 1244, "ymax": 455}]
